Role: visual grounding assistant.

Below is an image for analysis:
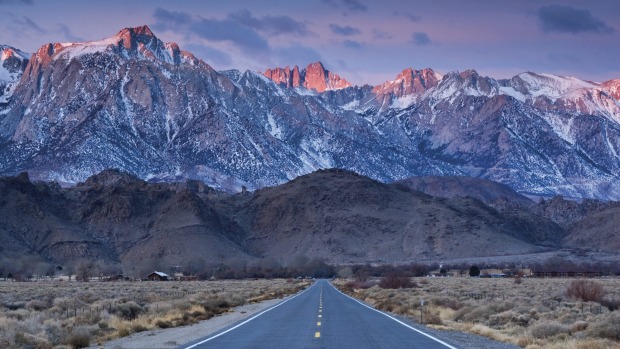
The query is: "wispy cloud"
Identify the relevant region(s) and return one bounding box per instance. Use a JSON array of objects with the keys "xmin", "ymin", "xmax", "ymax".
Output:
[
  {"xmin": 9, "ymin": 15, "xmax": 45, "ymax": 35},
  {"xmin": 411, "ymin": 32, "xmax": 430, "ymax": 46},
  {"xmin": 343, "ymin": 39, "xmax": 364, "ymax": 50},
  {"xmin": 538, "ymin": 5, "xmax": 614, "ymax": 34},
  {"xmin": 322, "ymin": 0, "xmax": 367, "ymax": 14},
  {"xmin": 153, "ymin": 8, "xmax": 269, "ymax": 56},
  {"xmin": 329, "ymin": 24, "xmax": 361, "ymax": 36},
  {"xmin": 56, "ymin": 24, "xmax": 85, "ymax": 42},
  {"xmin": 228, "ymin": 9, "xmax": 310, "ymax": 37},
  {"xmin": 342, "ymin": 0, "xmax": 366, "ymax": 12}
]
